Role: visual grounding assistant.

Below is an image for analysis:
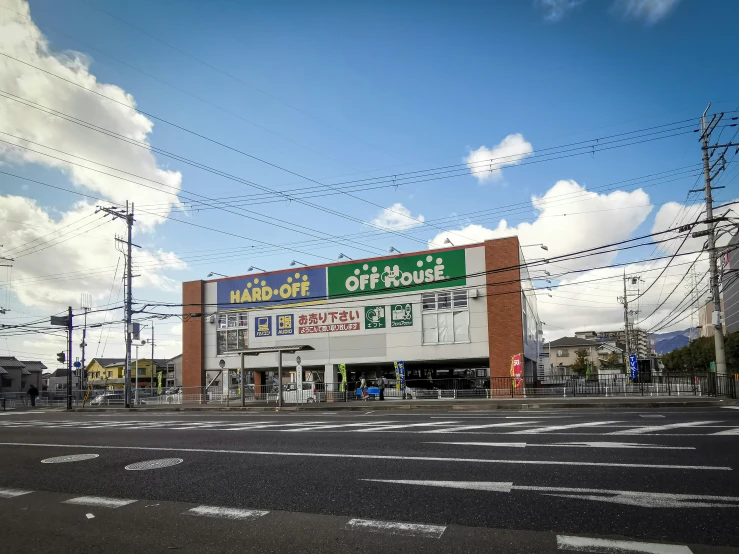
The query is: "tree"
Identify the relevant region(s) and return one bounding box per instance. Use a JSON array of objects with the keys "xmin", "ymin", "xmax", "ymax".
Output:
[
  {"xmin": 600, "ymin": 352, "xmax": 623, "ymax": 372},
  {"xmin": 661, "ymin": 333, "xmax": 739, "ymax": 372},
  {"xmin": 571, "ymin": 348, "xmax": 590, "ymax": 375}
]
